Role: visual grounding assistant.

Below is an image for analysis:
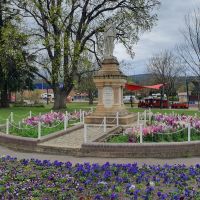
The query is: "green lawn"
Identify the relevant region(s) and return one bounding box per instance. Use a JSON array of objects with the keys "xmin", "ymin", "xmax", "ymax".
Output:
[
  {"xmin": 0, "ymin": 102, "xmax": 199, "ymax": 123},
  {"xmin": 127, "ymin": 106, "xmax": 200, "ymax": 116},
  {"xmin": 0, "ymin": 102, "xmax": 96, "ymax": 123}
]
